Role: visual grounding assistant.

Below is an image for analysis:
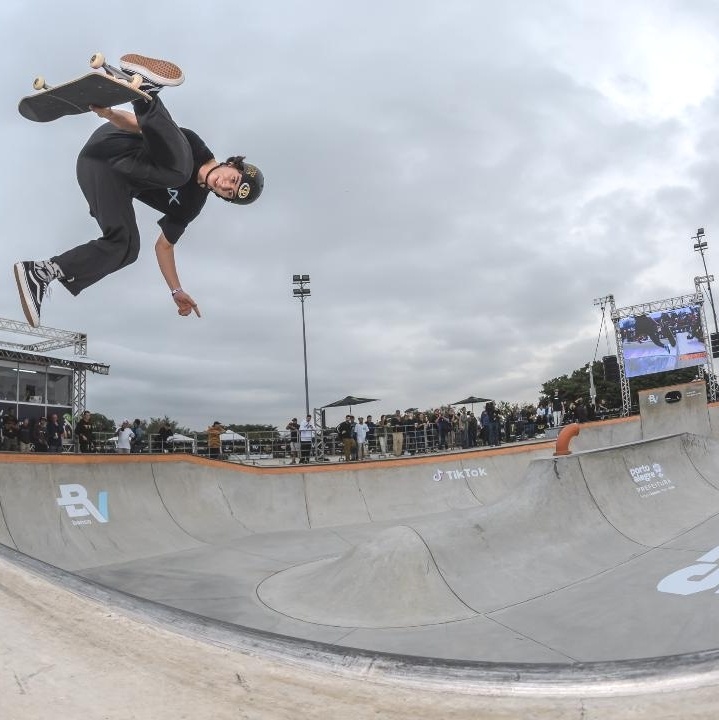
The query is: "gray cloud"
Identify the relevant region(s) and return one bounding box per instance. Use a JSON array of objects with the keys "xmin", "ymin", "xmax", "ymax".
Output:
[{"xmin": 2, "ymin": 0, "xmax": 719, "ymax": 430}]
